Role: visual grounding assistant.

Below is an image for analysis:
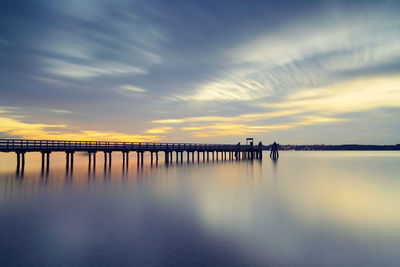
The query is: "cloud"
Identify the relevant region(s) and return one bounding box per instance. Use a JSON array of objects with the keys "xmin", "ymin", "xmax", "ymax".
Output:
[
  {"xmin": 45, "ymin": 59, "xmax": 147, "ymax": 79},
  {"xmin": 271, "ymin": 75, "xmax": 400, "ymax": 114},
  {"xmin": 145, "ymin": 126, "xmax": 173, "ymax": 134},
  {"xmin": 177, "ymin": 116, "xmax": 344, "ymax": 137},
  {"xmin": 0, "ymin": 117, "xmax": 66, "ymax": 138},
  {"xmin": 120, "ymin": 85, "xmax": 147, "ymax": 93},
  {"xmin": 0, "ymin": 116, "xmax": 158, "ymax": 142},
  {"xmin": 152, "ymin": 109, "xmax": 303, "ymax": 124},
  {"xmin": 174, "ymin": 78, "xmax": 273, "ymax": 102},
  {"xmin": 172, "ymin": 7, "xmax": 400, "ymax": 103},
  {"xmin": 158, "ymin": 74, "xmax": 399, "ymax": 138},
  {"xmin": 230, "ymin": 7, "xmax": 400, "ymax": 67}
]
